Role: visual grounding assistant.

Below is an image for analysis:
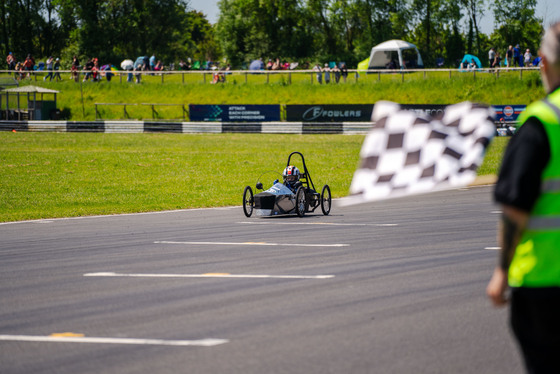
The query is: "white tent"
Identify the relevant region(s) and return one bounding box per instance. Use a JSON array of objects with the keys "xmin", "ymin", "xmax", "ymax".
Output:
[{"xmin": 367, "ymin": 40, "xmax": 424, "ymax": 70}]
